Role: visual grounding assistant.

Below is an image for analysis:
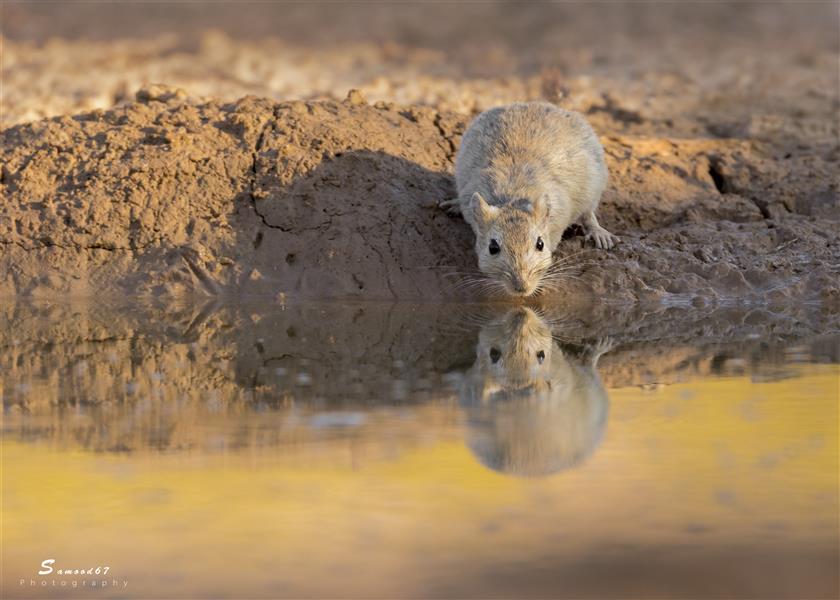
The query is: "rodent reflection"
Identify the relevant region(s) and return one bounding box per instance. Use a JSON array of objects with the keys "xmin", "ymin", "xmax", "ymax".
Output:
[{"xmin": 459, "ymin": 306, "xmax": 612, "ymax": 477}]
